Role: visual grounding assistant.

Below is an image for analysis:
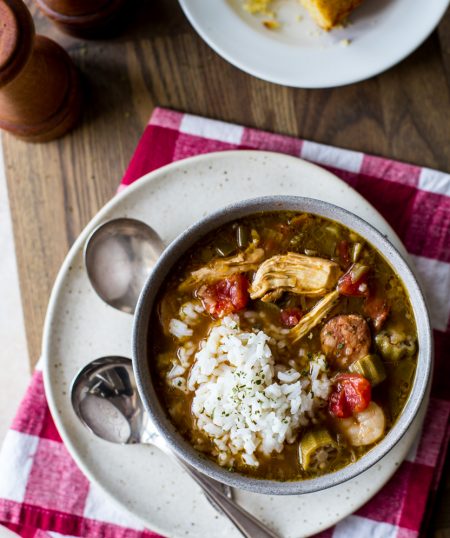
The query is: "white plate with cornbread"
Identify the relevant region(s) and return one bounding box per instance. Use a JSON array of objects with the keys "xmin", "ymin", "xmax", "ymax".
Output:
[{"xmin": 178, "ymin": 0, "xmax": 450, "ymax": 88}]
